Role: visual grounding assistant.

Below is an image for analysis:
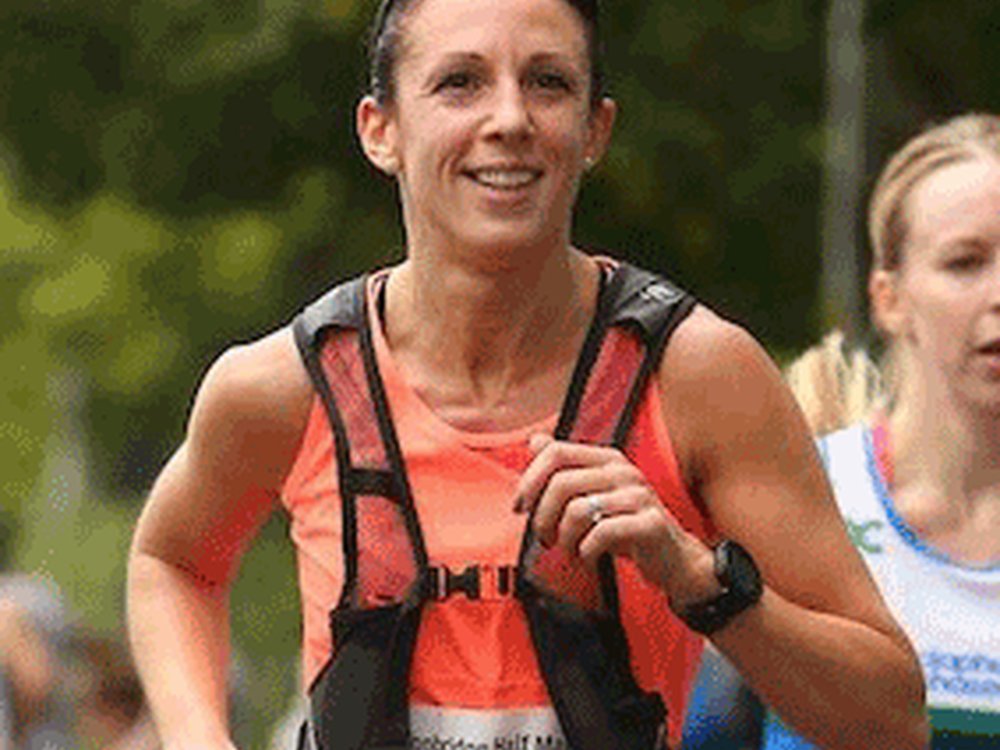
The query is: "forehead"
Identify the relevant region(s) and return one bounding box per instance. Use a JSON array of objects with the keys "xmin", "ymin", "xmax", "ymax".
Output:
[
  {"xmin": 399, "ymin": 0, "xmax": 588, "ymax": 66},
  {"xmin": 907, "ymin": 158, "xmax": 1000, "ymax": 244}
]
